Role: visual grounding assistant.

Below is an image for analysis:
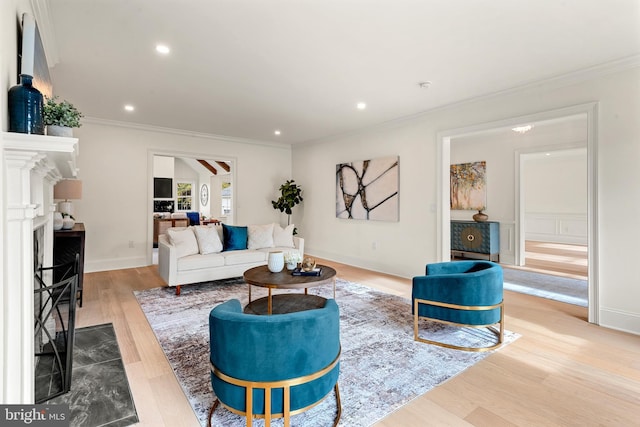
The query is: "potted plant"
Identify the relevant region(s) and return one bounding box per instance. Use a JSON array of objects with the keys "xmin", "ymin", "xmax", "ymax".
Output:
[
  {"xmin": 271, "ymin": 179, "xmax": 303, "ymax": 227},
  {"xmin": 43, "ymin": 96, "xmax": 83, "ymax": 137},
  {"xmin": 283, "ymin": 251, "xmax": 302, "ymax": 270}
]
